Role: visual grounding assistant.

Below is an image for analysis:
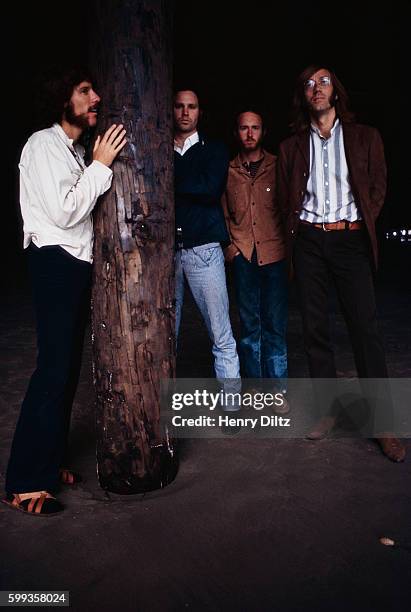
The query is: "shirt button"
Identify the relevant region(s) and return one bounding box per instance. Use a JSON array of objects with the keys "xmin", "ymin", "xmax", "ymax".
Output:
[
  {"xmin": 324, "ymin": 163, "xmax": 328, "ymax": 168},
  {"xmin": 326, "ymin": 199, "xmax": 330, "ymax": 204},
  {"xmin": 257, "ymin": 241, "xmax": 260, "ymax": 244},
  {"xmin": 266, "ymin": 187, "xmax": 270, "ymax": 192},
  {"xmin": 252, "ymin": 202, "xmax": 255, "ymax": 206},
  {"xmin": 325, "ymin": 181, "xmax": 329, "ymax": 186},
  {"xmin": 253, "ymin": 222, "xmax": 256, "ymax": 225},
  {"xmin": 259, "ymin": 260, "xmax": 263, "ymax": 264}
]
